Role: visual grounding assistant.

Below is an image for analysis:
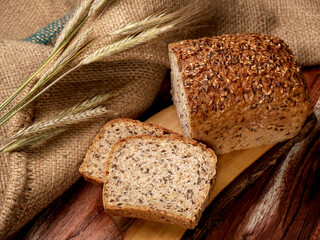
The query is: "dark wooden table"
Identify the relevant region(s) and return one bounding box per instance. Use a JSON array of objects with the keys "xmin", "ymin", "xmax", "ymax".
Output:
[{"xmin": 11, "ymin": 66, "xmax": 320, "ymax": 240}]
